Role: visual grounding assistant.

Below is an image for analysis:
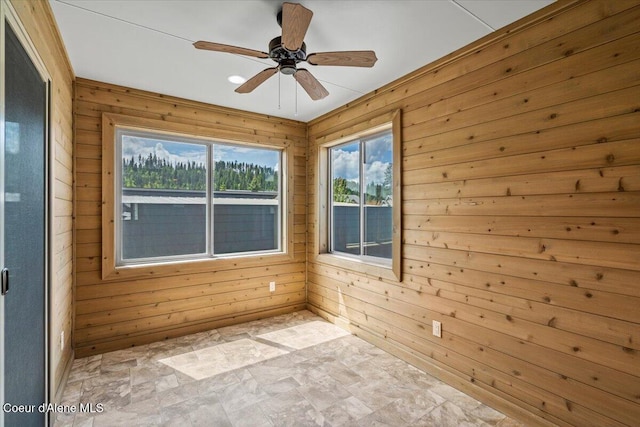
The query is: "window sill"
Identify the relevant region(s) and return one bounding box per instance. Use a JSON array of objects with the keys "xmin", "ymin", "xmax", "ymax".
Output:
[
  {"xmin": 315, "ymin": 253, "xmax": 401, "ymax": 282},
  {"xmin": 103, "ymin": 251, "xmax": 294, "ymax": 282}
]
